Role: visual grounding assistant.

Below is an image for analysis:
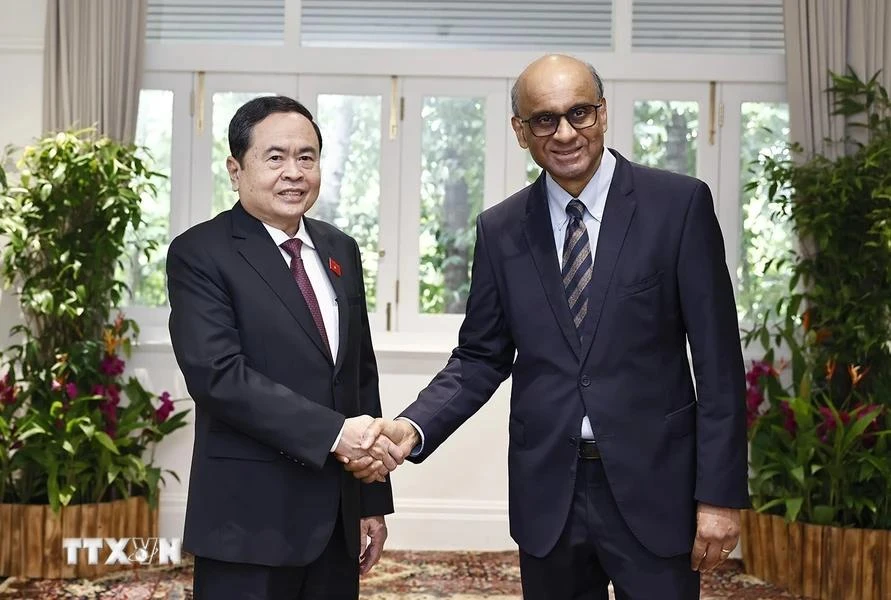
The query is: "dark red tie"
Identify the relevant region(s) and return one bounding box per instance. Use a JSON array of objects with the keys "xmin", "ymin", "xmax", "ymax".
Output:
[{"xmin": 280, "ymin": 238, "xmax": 331, "ymax": 357}]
